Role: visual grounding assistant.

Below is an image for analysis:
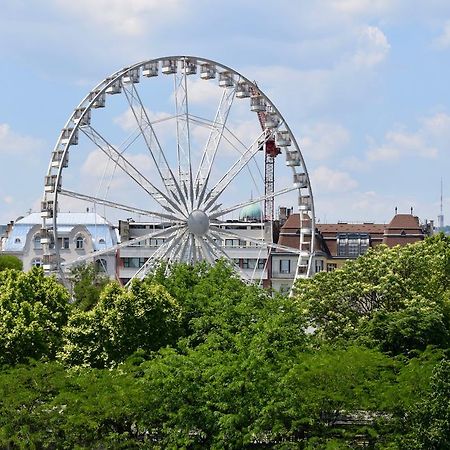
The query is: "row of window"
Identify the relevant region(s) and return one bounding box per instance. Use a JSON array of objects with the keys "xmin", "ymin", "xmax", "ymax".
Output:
[
  {"xmin": 32, "ymin": 235, "xmax": 106, "ymax": 250},
  {"xmin": 121, "ymin": 257, "xmax": 267, "ymax": 270},
  {"xmin": 129, "ymin": 238, "xmax": 260, "ymax": 248}
]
